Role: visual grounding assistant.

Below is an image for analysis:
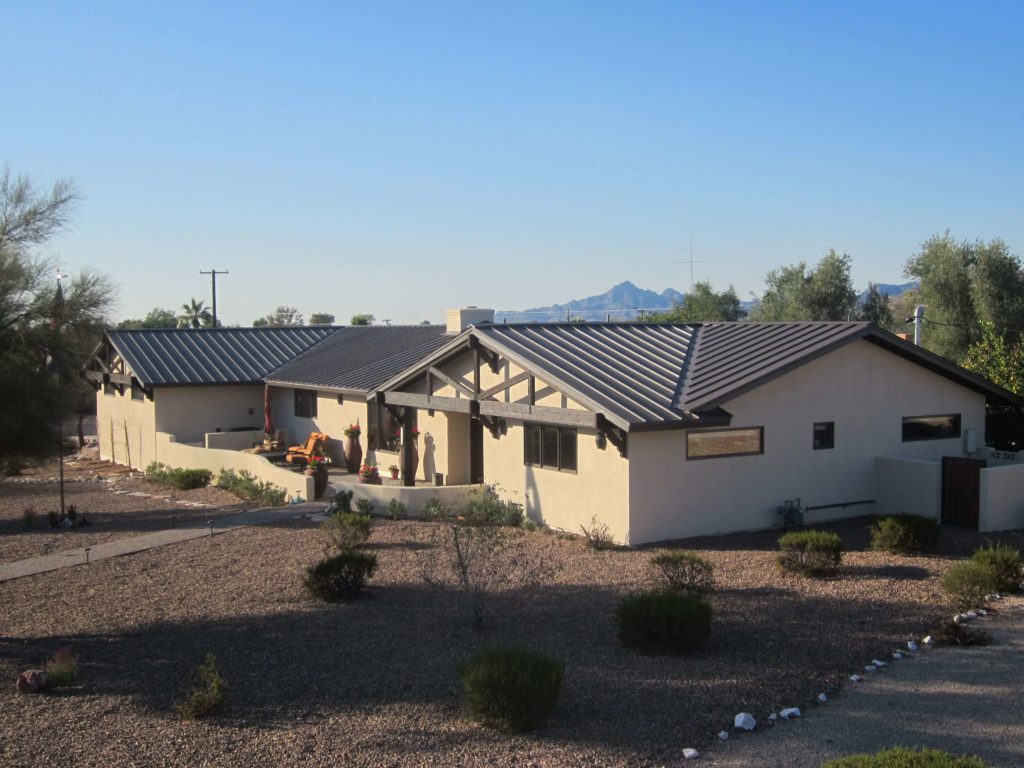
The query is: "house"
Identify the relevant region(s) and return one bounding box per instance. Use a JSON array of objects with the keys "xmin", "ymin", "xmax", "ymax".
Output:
[{"xmin": 85, "ymin": 308, "xmax": 1024, "ymax": 544}]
